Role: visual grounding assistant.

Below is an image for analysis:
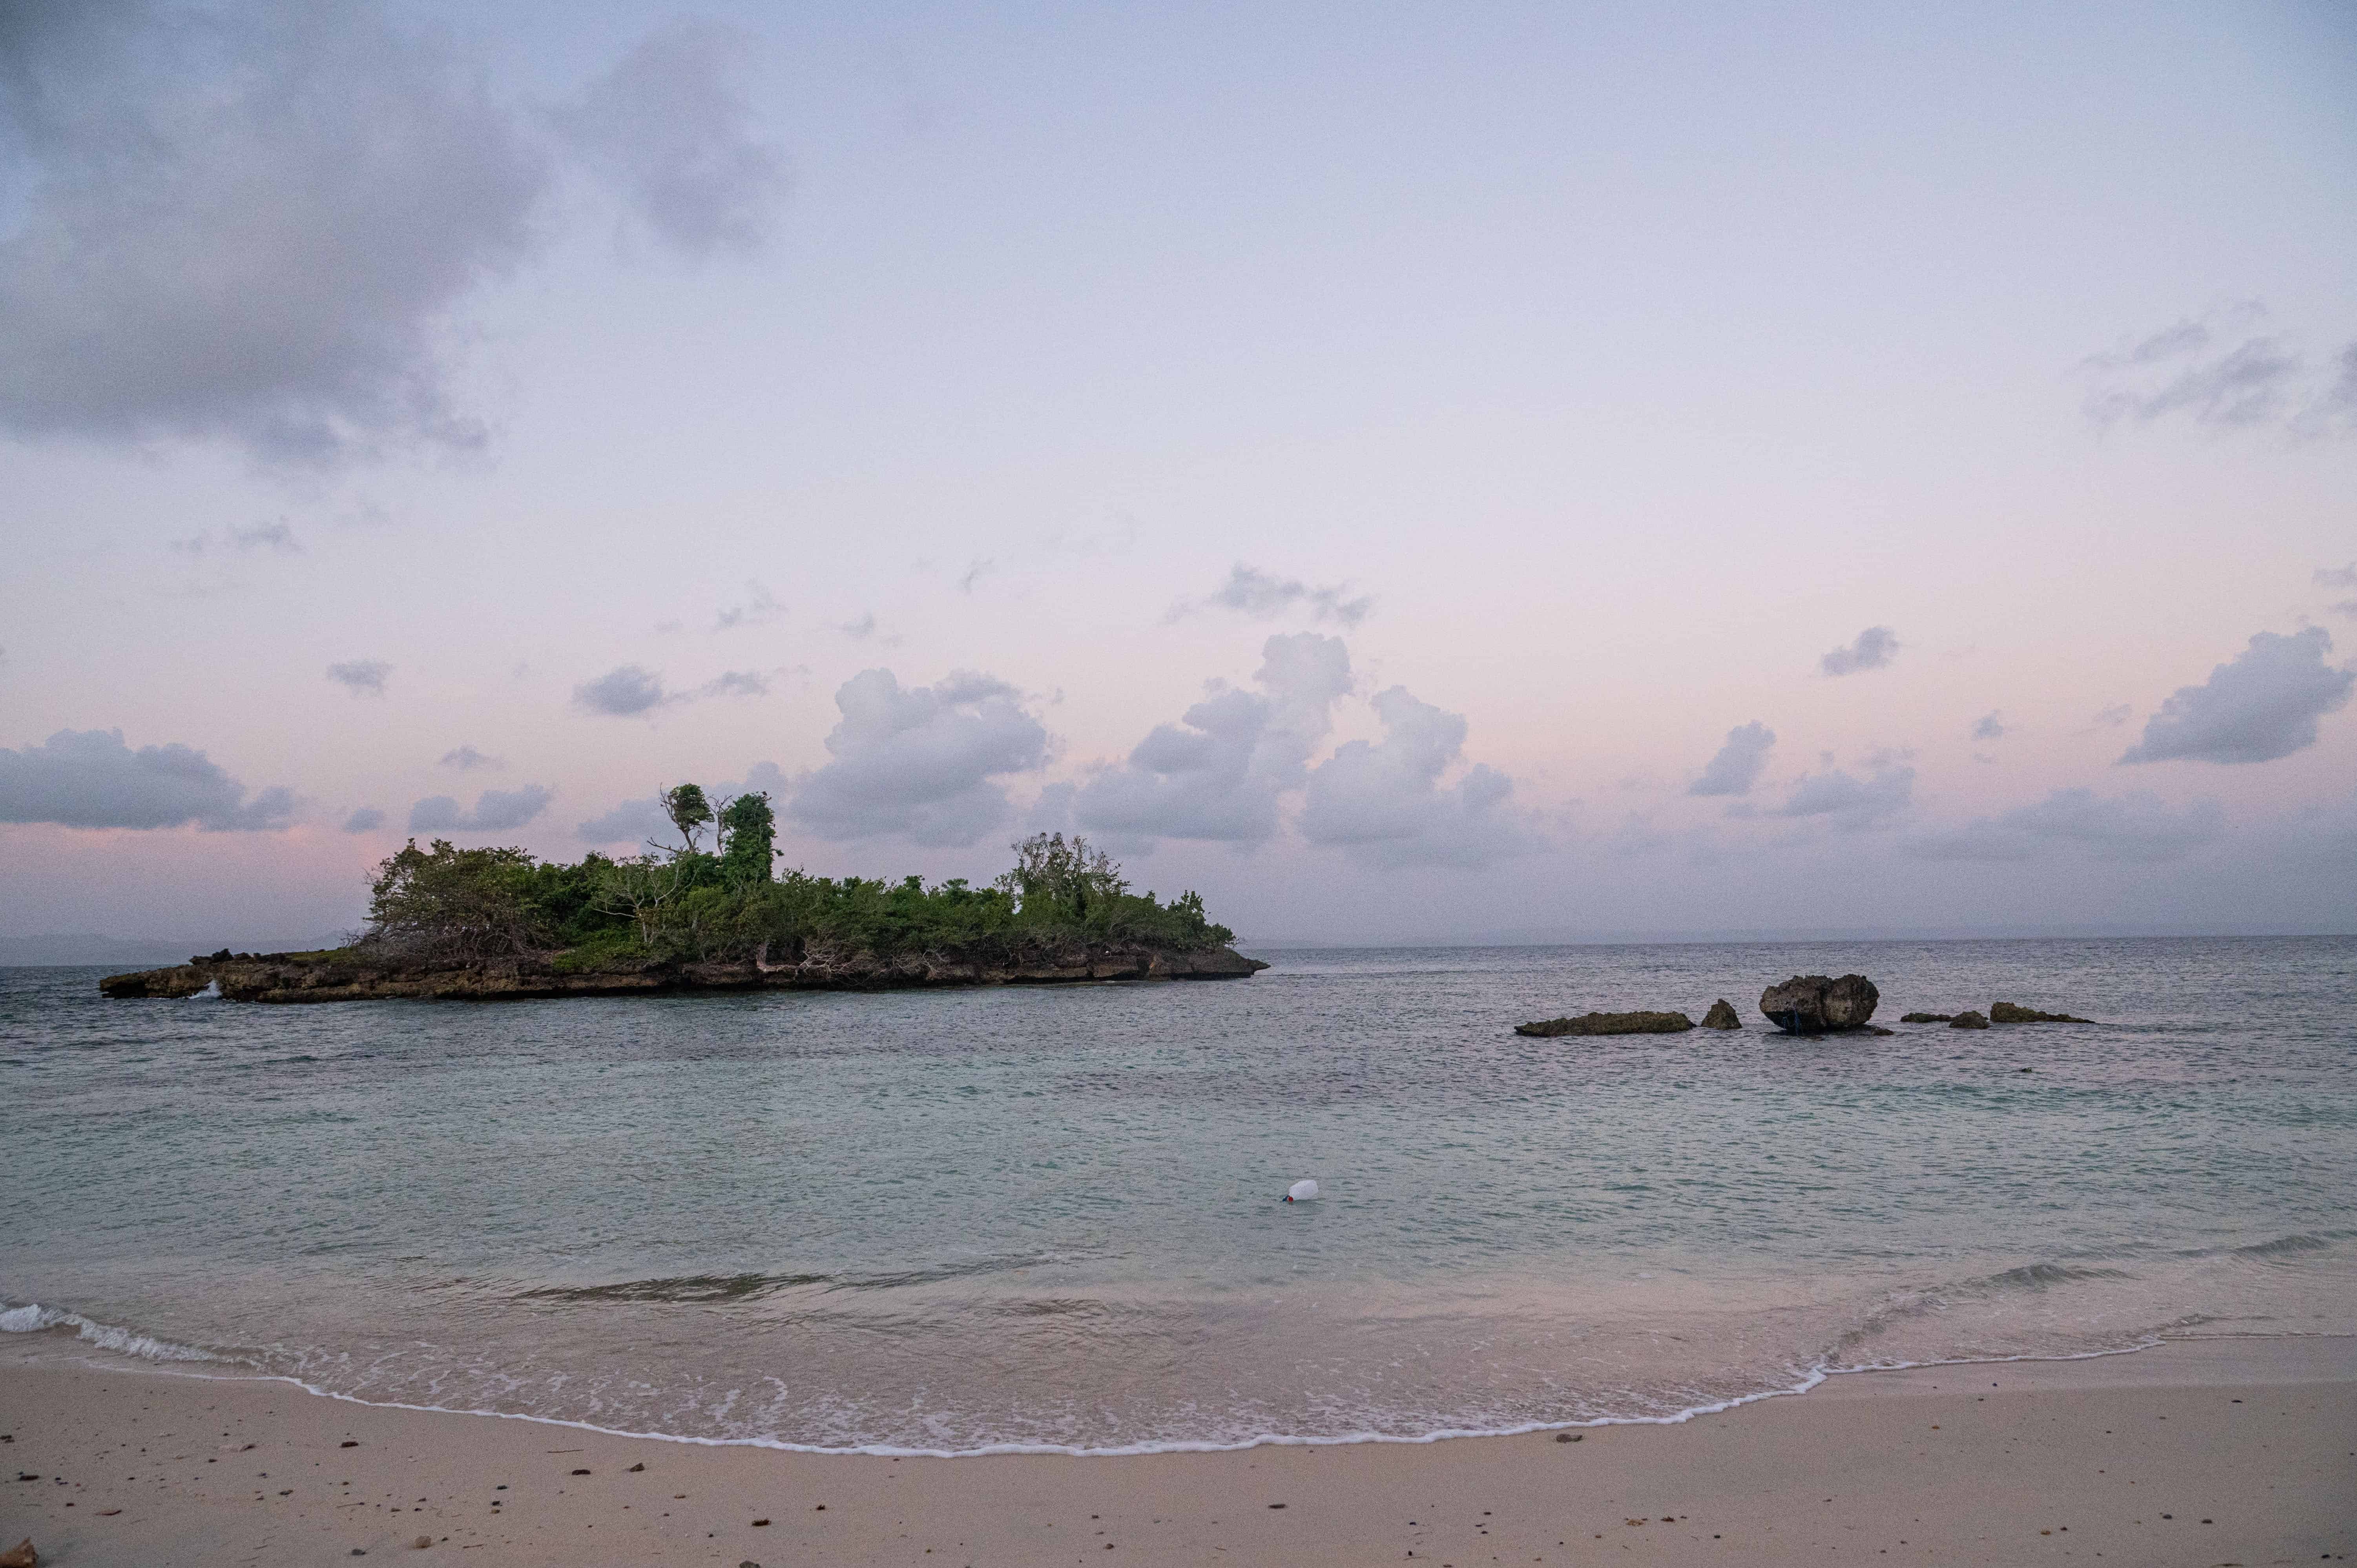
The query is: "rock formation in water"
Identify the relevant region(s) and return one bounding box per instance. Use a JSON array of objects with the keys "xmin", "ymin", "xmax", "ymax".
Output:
[
  {"xmin": 1699, "ymin": 999, "xmax": 1742, "ymax": 1030},
  {"xmin": 100, "ymin": 938, "xmax": 1268, "ymax": 1003},
  {"xmin": 1899, "ymin": 1012, "xmax": 1953, "ymax": 1023},
  {"xmin": 1515, "ymin": 1010, "xmax": 1695, "ymax": 1037},
  {"xmin": 1948, "ymin": 1010, "xmax": 1990, "ymax": 1029},
  {"xmin": 1988, "ymin": 1001, "xmax": 2094, "ymax": 1024},
  {"xmin": 1757, "ymin": 974, "xmax": 1880, "ymax": 1034}
]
